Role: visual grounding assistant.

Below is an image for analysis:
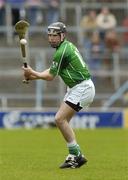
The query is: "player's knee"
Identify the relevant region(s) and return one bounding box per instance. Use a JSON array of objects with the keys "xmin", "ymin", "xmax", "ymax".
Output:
[{"xmin": 55, "ymin": 114, "xmax": 64, "ymax": 127}]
